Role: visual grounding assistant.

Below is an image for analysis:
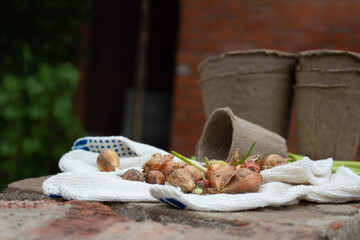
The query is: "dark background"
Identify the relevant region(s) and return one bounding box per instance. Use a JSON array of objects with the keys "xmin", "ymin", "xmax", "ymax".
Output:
[{"xmin": 0, "ymin": 0, "xmax": 179, "ymax": 190}]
